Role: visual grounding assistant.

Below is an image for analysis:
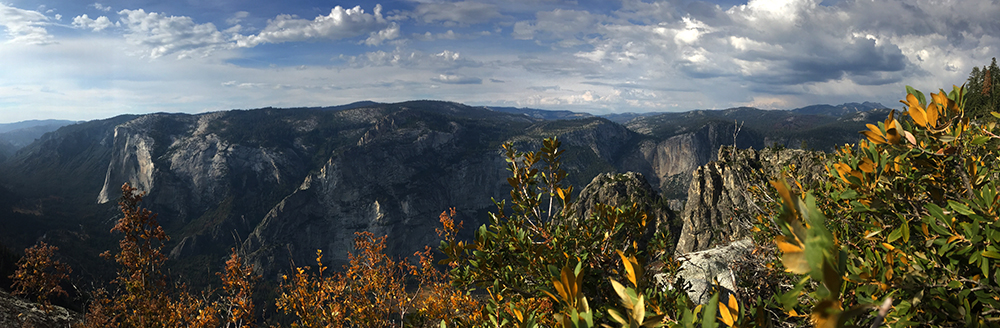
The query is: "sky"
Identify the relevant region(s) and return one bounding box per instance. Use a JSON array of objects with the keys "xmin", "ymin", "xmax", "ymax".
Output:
[{"xmin": 0, "ymin": 0, "xmax": 997, "ymax": 123}]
